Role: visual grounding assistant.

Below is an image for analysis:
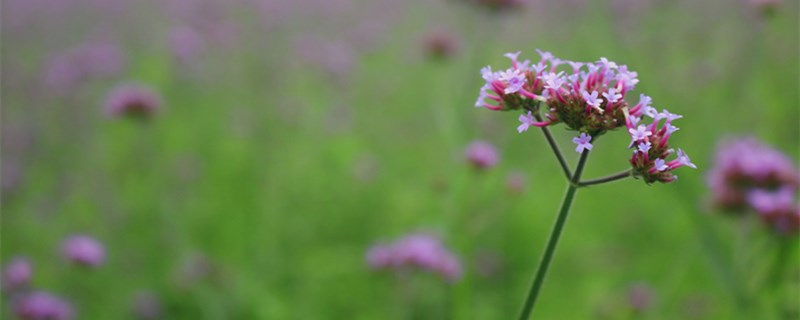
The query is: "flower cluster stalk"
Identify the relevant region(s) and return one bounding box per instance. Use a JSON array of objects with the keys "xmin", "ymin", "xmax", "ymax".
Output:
[
  {"xmin": 473, "ymin": 50, "xmax": 696, "ymax": 318},
  {"xmin": 518, "ymin": 147, "xmax": 590, "ymax": 320}
]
